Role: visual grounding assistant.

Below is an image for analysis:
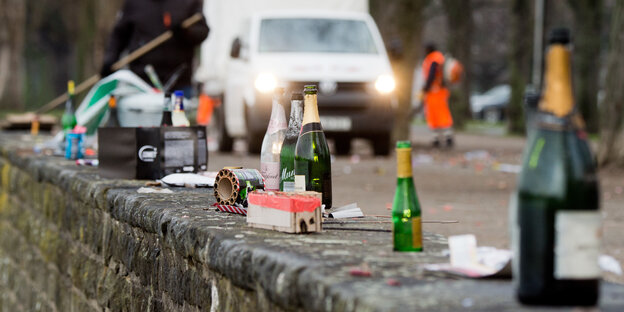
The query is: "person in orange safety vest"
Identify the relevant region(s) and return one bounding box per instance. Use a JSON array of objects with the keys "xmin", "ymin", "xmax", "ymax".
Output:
[{"xmin": 421, "ymin": 43, "xmax": 454, "ymax": 148}]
